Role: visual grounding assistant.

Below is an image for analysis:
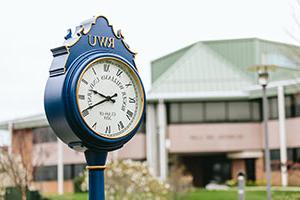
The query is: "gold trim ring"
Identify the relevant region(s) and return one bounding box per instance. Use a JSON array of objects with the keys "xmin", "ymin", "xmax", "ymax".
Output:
[{"xmin": 86, "ymin": 165, "xmax": 107, "ymax": 170}]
